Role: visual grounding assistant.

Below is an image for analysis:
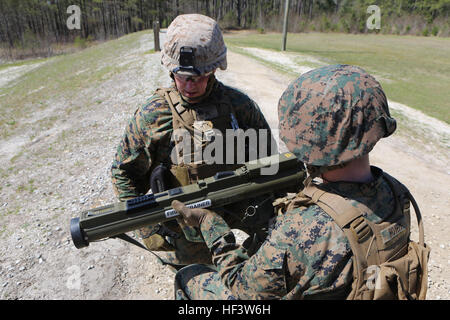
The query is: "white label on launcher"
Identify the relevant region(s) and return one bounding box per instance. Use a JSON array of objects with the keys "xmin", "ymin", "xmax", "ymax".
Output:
[{"xmin": 165, "ymin": 199, "xmax": 212, "ymax": 218}]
